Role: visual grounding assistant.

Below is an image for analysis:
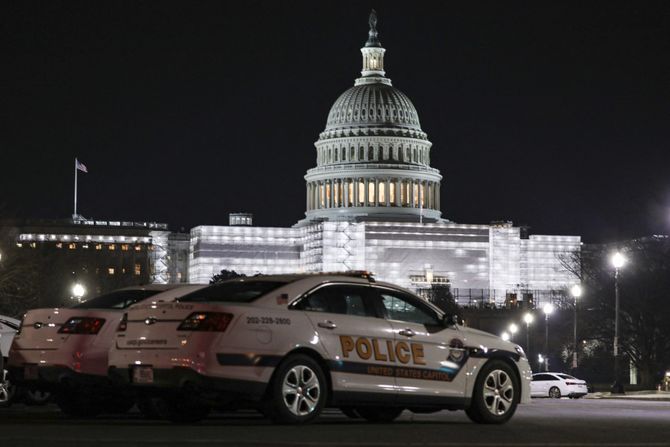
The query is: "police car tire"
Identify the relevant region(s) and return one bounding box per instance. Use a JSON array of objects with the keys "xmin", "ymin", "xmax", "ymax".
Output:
[
  {"xmin": 156, "ymin": 393, "xmax": 211, "ymax": 424},
  {"xmin": 55, "ymin": 390, "xmax": 103, "ymax": 418},
  {"xmin": 465, "ymin": 360, "xmax": 518, "ymax": 424},
  {"xmin": 355, "ymin": 406, "xmax": 404, "ymax": 423},
  {"xmin": 549, "ymin": 386, "xmax": 561, "ymax": 399},
  {"xmin": 340, "ymin": 407, "xmax": 360, "ymax": 419},
  {"xmin": 269, "ymin": 354, "xmax": 327, "ymax": 424},
  {"xmin": 137, "ymin": 396, "xmax": 162, "ymax": 419}
]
